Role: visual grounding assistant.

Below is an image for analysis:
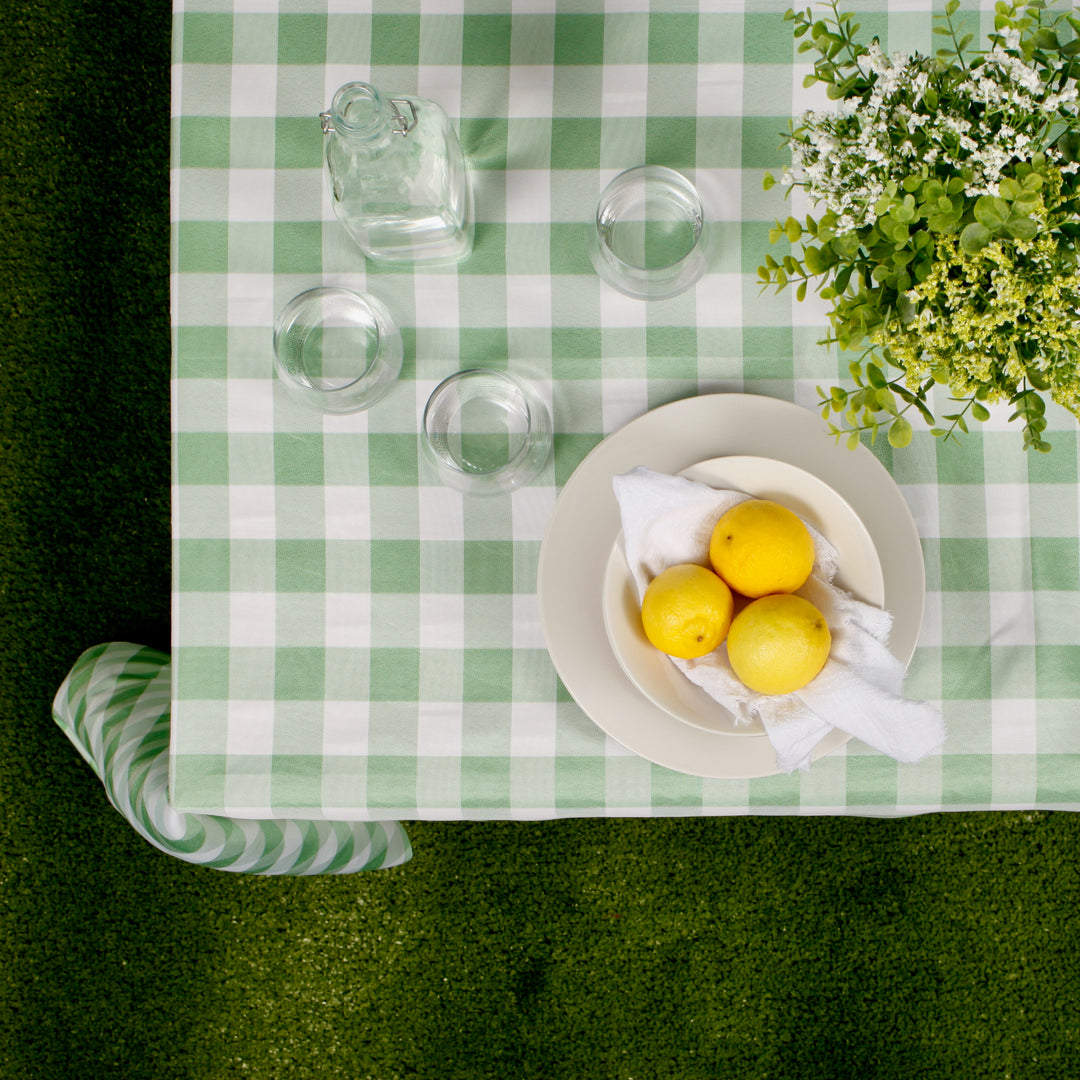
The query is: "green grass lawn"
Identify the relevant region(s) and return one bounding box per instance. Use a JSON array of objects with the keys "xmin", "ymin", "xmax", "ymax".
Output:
[{"xmin": 3, "ymin": 3, "xmax": 1080, "ymax": 1078}]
